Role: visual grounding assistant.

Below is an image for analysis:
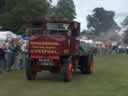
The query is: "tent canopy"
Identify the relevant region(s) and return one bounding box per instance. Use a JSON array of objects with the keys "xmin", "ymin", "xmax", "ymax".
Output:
[{"xmin": 0, "ymin": 31, "xmax": 17, "ymax": 40}]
